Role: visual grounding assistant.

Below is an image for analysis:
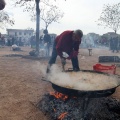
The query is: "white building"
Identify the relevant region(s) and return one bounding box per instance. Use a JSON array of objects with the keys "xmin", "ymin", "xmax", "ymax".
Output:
[
  {"xmin": 6, "ymin": 29, "xmax": 34, "ymax": 46},
  {"xmin": 7, "ymin": 29, "xmax": 34, "ymax": 39}
]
